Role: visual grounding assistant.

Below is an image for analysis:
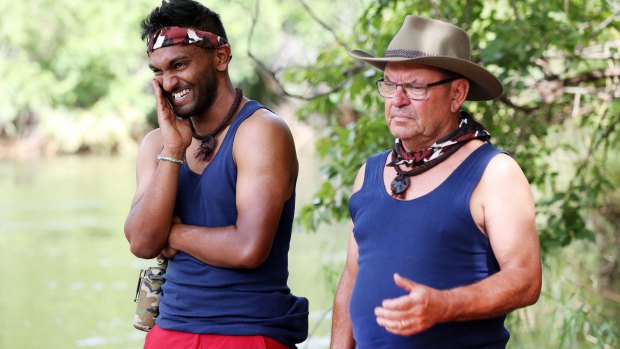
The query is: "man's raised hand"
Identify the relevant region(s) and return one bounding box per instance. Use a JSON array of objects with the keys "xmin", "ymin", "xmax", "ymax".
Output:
[{"xmin": 152, "ymin": 80, "xmax": 192, "ymax": 155}]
